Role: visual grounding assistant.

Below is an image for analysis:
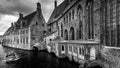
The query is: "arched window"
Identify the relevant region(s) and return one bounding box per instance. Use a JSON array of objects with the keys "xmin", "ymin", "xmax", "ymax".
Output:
[
  {"xmin": 72, "ymin": 9, "xmax": 75, "ymax": 19},
  {"xmin": 64, "ymin": 29, "xmax": 68, "ymax": 40},
  {"xmin": 61, "ymin": 24, "xmax": 63, "ymax": 37},
  {"xmin": 66, "ymin": 15, "xmax": 68, "ymax": 23},
  {"xmin": 69, "ymin": 12, "xmax": 71, "ymax": 22},
  {"xmin": 87, "ymin": 3, "xmax": 94, "ymax": 39},
  {"xmin": 77, "ymin": 5, "xmax": 83, "ymax": 39},
  {"xmin": 70, "ymin": 27, "xmax": 75, "ymax": 40}
]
